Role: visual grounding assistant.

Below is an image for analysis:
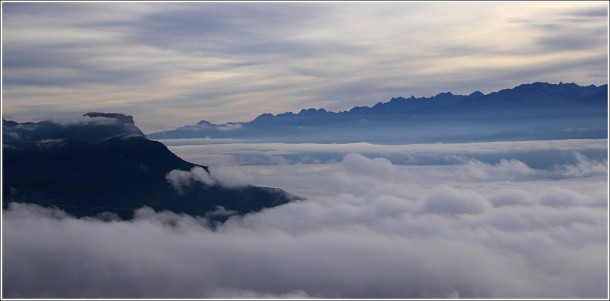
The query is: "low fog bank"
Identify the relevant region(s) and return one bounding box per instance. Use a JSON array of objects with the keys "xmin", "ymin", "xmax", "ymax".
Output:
[
  {"xmin": 3, "ymin": 142, "xmax": 608, "ymax": 298},
  {"xmin": 160, "ymin": 138, "xmax": 608, "ymax": 168}
]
